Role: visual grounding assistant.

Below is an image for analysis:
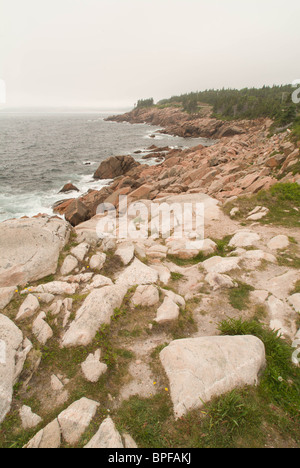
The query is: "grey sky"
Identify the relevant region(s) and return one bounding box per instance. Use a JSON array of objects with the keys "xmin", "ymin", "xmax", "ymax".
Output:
[{"xmin": 1, "ymin": 0, "xmax": 300, "ymax": 108}]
